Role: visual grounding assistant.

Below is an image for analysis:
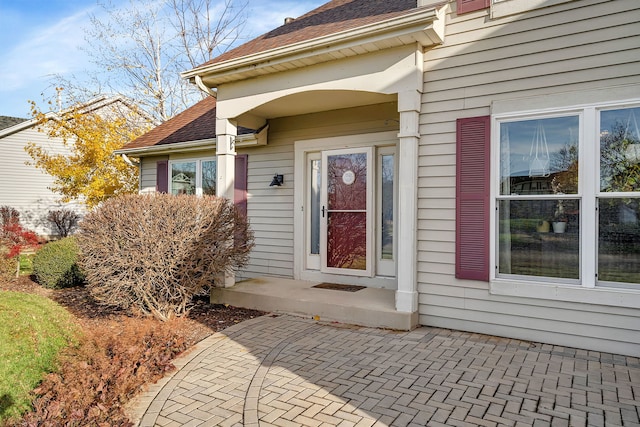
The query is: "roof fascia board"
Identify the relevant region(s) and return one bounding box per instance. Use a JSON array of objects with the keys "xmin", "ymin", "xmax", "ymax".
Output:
[
  {"xmin": 182, "ymin": 6, "xmax": 443, "ymax": 84},
  {"xmin": 0, "ymin": 118, "xmax": 37, "ymax": 138},
  {"xmin": 0, "ymin": 111, "xmax": 58, "ymax": 138}
]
